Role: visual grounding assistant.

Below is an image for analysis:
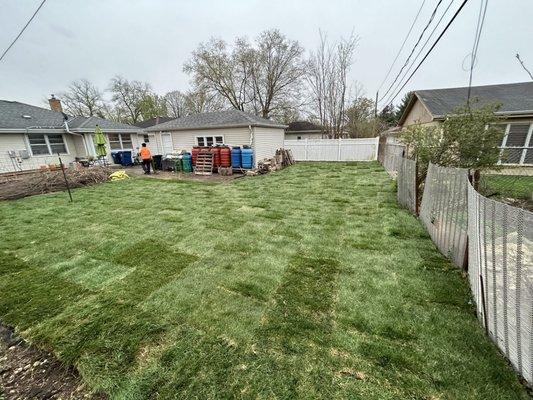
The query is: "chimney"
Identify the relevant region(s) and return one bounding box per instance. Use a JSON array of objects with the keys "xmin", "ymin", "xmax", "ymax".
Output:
[{"xmin": 48, "ymin": 94, "xmax": 63, "ymax": 113}]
